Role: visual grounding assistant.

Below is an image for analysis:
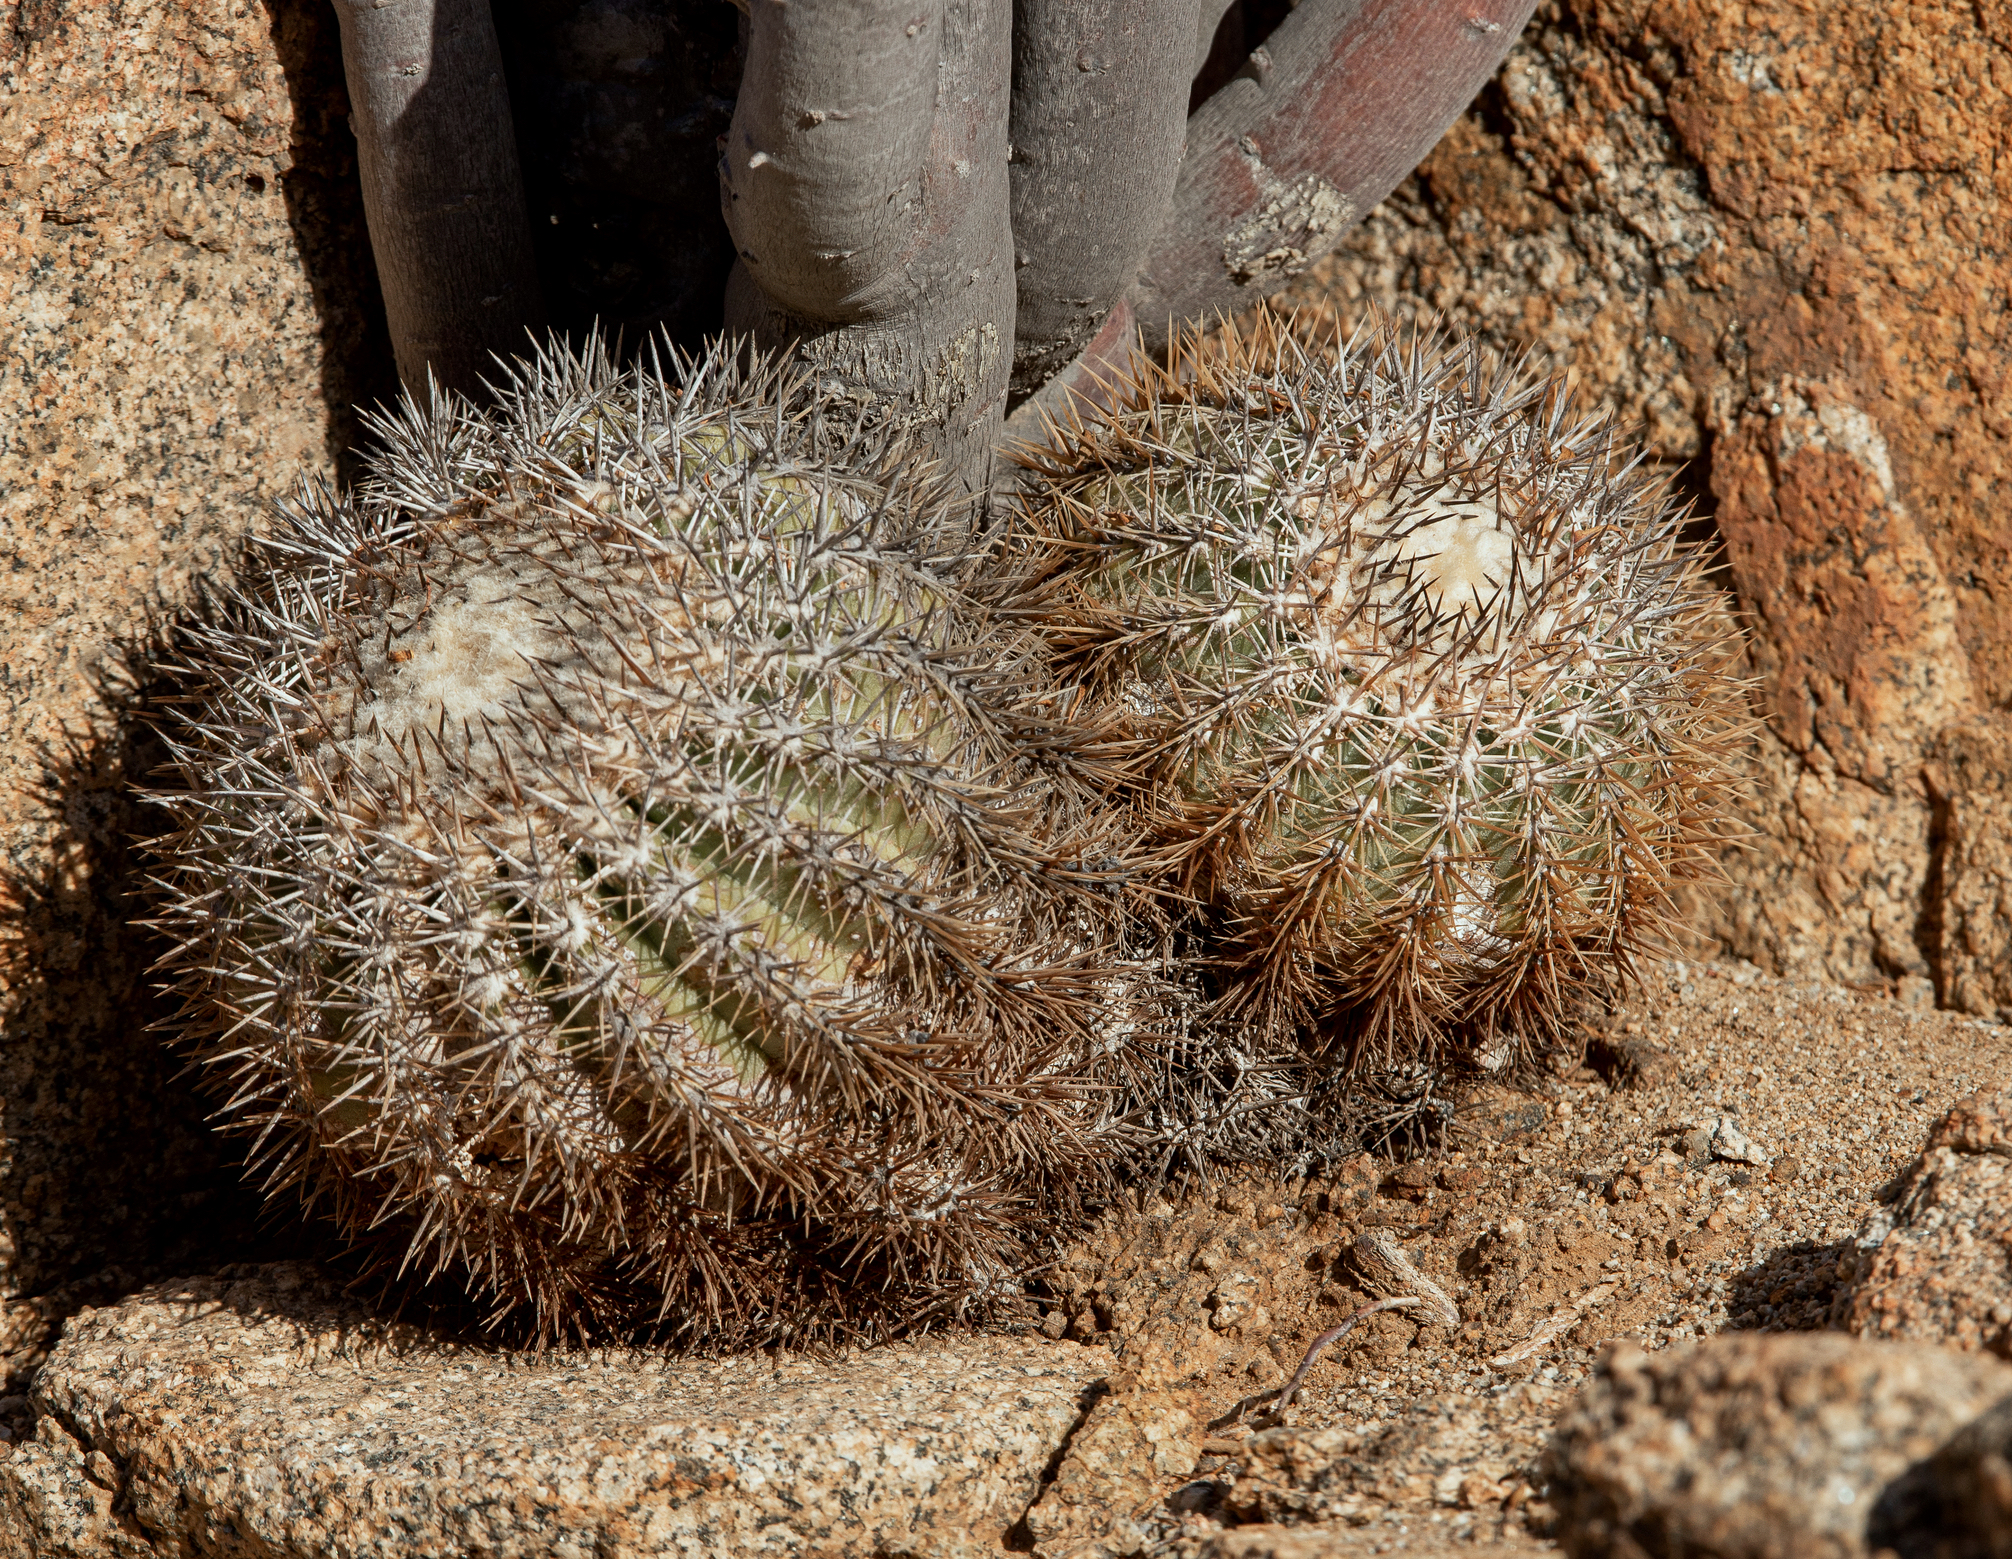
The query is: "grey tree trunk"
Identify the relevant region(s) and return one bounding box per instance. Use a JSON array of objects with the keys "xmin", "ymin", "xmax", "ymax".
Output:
[
  {"xmin": 1006, "ymin": 0, "xmax": 1200, "ymax": 408},
  {"xmin": 1128, "ymin": 0, "xmax": 1538, "ymax": 354},
  {"xmin": 720, "ymin": 0, "xmax": 1015, "ymax": 498},
  {"xmin": 336, "ymin": 0, "xmax": 1541, "ymax": 488},
  {"xmin": 333, "ymin": 0, "xmax": 545, "ymax": 396}
]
